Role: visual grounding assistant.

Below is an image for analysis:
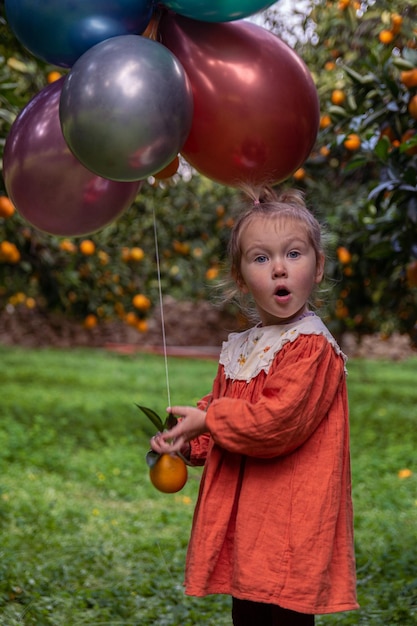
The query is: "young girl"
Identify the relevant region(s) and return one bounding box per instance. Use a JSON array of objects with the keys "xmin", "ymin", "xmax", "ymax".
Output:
[{"xmin": 151, "ymin": 188, "xmax": 358, "ymax": 625}]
